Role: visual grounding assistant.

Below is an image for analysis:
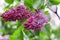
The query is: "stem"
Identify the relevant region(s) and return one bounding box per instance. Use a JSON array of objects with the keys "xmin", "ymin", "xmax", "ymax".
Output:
[
  {"xmin": 56, "ymin": 5, "xmax": 60, "ymax": 19},
  {"xmin": 48, "ymin": 35, "xmax": 51, "ymax": 40}
]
